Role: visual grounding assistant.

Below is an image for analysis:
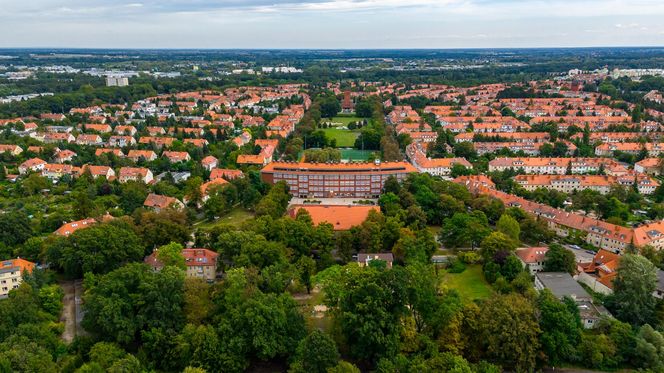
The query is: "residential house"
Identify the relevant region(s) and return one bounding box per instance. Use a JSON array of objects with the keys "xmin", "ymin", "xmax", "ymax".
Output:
[
  {"xmin": 143, "ymin": 193, "xmax": 184, "ymax": 212},
  {"xmin": 144, "ymin": 248, "xmax": 219, "ymax": 281},
  {"xmin": 118, "ymin": 167, "xmax": 153, "ymax": 184},
  {"xmin": 0, "ymin": 258, "xmax": 35, "ymax": 298}
]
